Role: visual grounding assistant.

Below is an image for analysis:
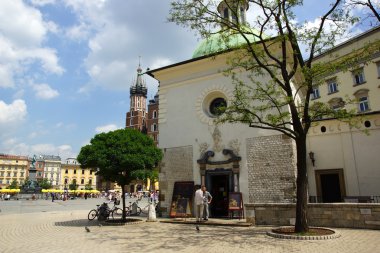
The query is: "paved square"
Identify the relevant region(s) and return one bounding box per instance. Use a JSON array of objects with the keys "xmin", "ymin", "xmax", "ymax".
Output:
[{"xmin": 1, "ymin": 199, "xmax": 380, "ymax": 253}]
